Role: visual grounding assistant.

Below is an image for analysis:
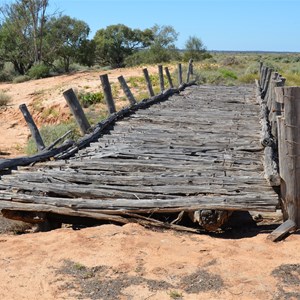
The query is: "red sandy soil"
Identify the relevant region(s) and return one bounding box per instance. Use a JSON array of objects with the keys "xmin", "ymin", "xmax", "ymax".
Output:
[
  {"xmin": 1, "ymin": 68, "xmax": 300, "ymax": 300},
  {"xmin": 0, "ymin": 223, "xmax": 299, "ymax": 300}
]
